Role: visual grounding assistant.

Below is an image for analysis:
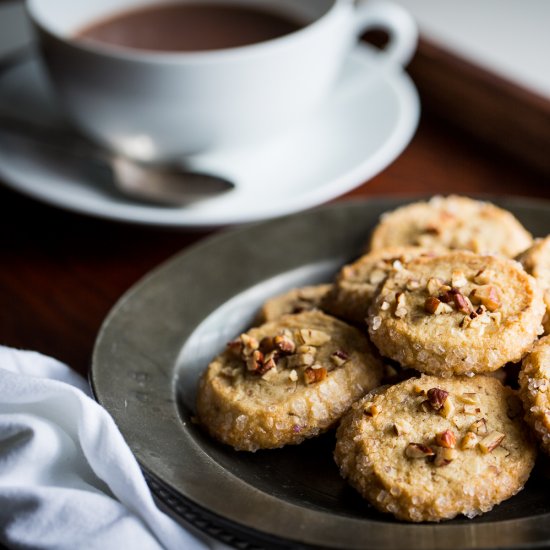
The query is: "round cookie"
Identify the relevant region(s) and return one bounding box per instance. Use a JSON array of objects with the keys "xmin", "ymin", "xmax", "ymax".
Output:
[
  {"xmin": 368, "ymin": 251, "xmax": 545, "ymax": 376},
  {"xmin": 517, "ymin": 236, "xmax": 550, "ymax": 334},
  {"xmin": 334, "ymin": 375, "xmax": 536, "ymax": 522},
  {"xmin": 322, "ymin": 246, "xmax": 434, "ymax": 325},
  {"xmin": 519, "ymin": 334, "xmax": 550, "ymax": 455},
  {"xmin": 370, "ymin": 195, "xmax": 532, "ymax": 258},
  {"xmin": 254, "ymin": 284, "xmax": 332, "ymax": 324},
  {"xmin": 196, "ymin": 310, "xmax": 383, "ymax": 451}
]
